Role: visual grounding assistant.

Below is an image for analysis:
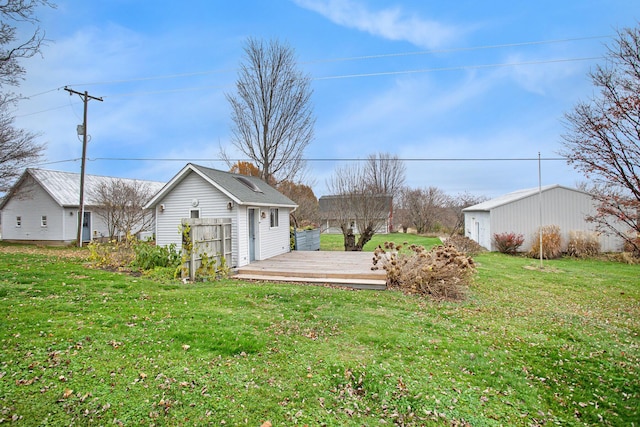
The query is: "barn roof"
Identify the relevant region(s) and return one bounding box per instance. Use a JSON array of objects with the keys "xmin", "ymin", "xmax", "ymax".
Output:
[
  {"xmin": 0, "ymin": 168, "xmax": 165, "ymax": 209},
  {"xmin": 145, "ymin": 163, "xmax": 297, "ymax": 209},
  {"xmin": 462, "ymin": 184, "xmax": 588, "ymax": 212}
]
